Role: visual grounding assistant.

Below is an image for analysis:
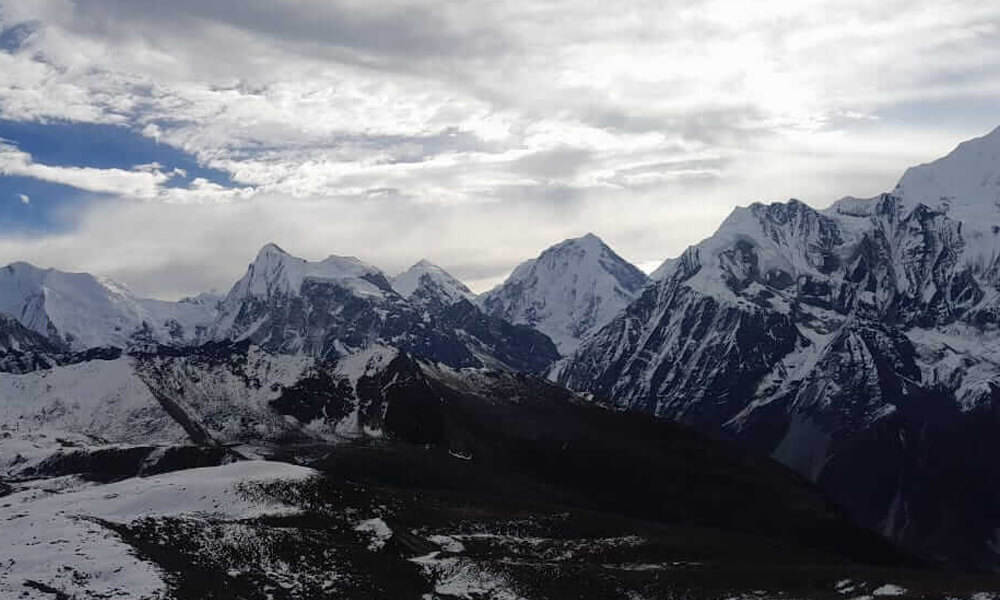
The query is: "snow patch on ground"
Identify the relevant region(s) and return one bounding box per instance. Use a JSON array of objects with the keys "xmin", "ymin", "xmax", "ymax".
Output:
[
  {"xmin": 0, "ymin": 460, "xmax": 314, "ymax": 599},
  {"xmin": 354, "ymin": 517, "xmax": 393, "ymax": 551},
  {"xmin": 411, "ymin": 551, "xmax": 524, "ymax": 600},
  {"xmin": 428, "ymin": 534, "xmax": 467, "ymax": 553},
  {"xmin": 335, "ymin": 345, "xmax": 398, "ymax": 387},
  {"xmin": 872, "ymin": 584, "xmax": 907, "ymax": 596}
]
